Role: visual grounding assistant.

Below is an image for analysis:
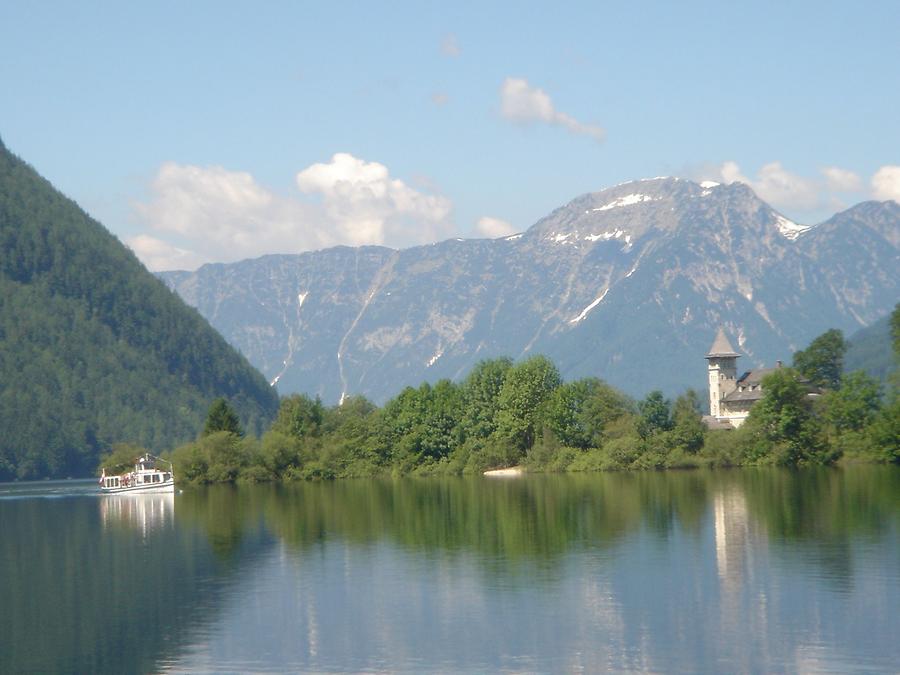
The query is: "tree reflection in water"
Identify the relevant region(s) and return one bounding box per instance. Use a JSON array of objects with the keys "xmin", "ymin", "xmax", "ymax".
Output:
[{"xmin": 1, "ymin": 466, "xmax": 897, "ymax": 673}]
